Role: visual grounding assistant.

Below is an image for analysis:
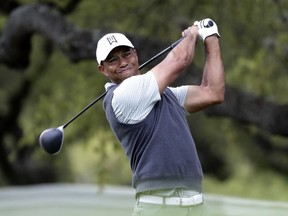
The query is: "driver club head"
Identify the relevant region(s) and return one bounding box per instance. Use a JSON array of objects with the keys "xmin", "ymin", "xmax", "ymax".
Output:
[{"xmin": 39, "ymin": 126, "xmax": 64, "ymax": 155}]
